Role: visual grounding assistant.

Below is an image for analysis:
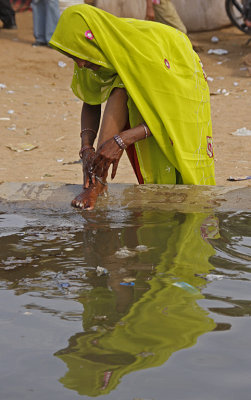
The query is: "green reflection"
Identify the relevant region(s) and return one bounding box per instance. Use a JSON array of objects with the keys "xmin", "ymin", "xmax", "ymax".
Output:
[{"xmin": 55, "ymin": 212, "xmax": 219, "ymax": 397}]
